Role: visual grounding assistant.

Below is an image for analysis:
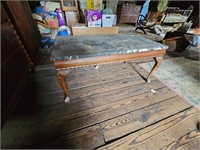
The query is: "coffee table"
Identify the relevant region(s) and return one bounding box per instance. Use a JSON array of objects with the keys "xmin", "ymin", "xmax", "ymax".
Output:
[{"xmin": 51, "ymin": 33, "xmax": 168, "ymax": 102}]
